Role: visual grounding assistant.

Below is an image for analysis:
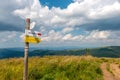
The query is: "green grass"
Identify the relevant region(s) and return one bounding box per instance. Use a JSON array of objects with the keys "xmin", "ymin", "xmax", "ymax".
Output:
[{"xmin": 0, "ymin": 56, "xmax": 105, "ymax": 80}]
